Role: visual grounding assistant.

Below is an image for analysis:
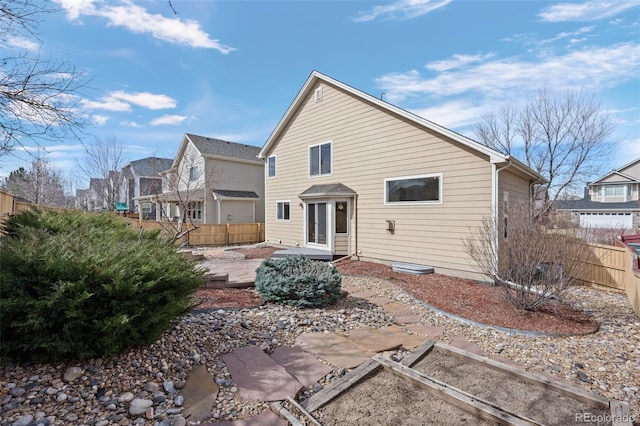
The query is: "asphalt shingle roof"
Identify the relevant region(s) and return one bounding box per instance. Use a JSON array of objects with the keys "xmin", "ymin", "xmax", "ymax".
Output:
[
  {"xmin": 212, "ymin": 190, "xmax": 259, "ymax": 199},
  {"xmin": 557, "ymin": 199, "xmax": 640, "ymax": 211},
  {"xmin": 186, "ymin": 134, "xmax": 262, "ymax": 162},
  {"xmin": 127, "ymin": 157, "xmax": 174, "ymax": 177},
  {"xmin": 299, "ymin": 183, "xmax": 357, "ymax": 198}
]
